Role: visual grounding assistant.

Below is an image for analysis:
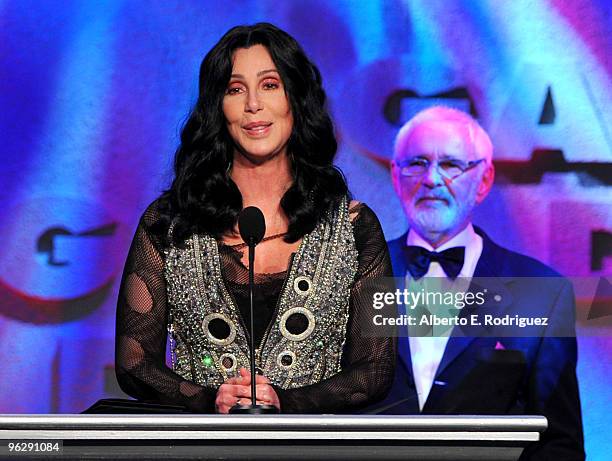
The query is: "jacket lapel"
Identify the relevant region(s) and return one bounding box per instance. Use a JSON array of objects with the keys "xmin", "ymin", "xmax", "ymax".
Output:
[{"xmin": 432, "ymin": 228, "xmax": 514, "ymax": 381}]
